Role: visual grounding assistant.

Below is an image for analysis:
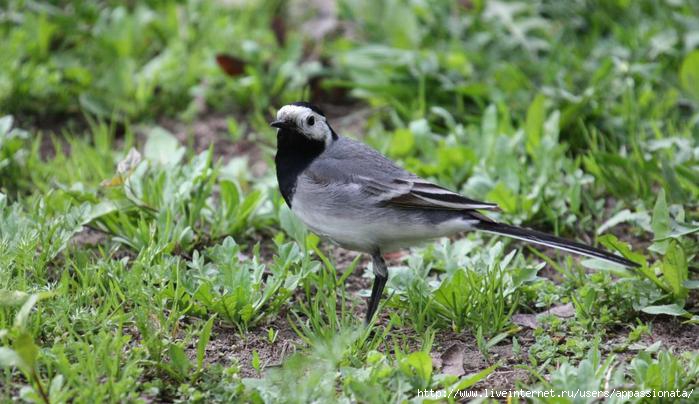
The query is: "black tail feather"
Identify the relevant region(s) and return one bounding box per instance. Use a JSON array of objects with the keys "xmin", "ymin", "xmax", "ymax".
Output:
[{"xmin": 474, "ymin": 222, "xmax": 640, "ymax": 268}]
